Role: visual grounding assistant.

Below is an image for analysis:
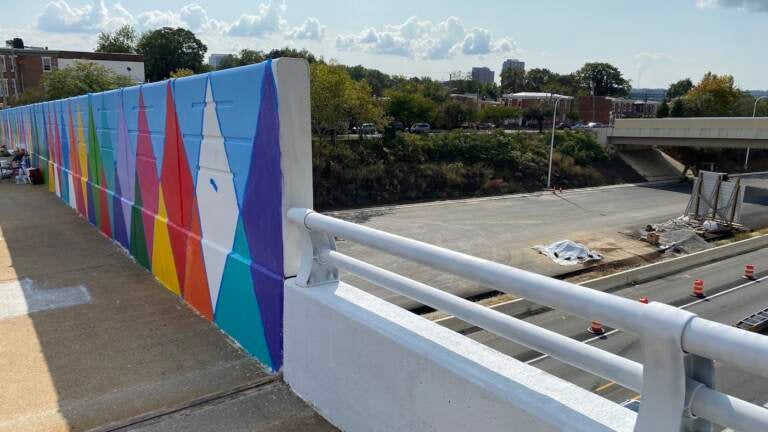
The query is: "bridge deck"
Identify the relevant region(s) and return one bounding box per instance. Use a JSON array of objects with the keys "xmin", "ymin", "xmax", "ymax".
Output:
[{"xmin": 0, "ymin": 182, "xmax": 330, "ymax": 431}]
